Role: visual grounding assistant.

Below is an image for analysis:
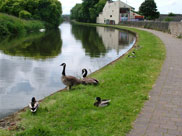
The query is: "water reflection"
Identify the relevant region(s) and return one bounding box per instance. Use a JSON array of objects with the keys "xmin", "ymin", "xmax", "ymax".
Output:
[
  {"xmin": 71, "ymin": 24, "xmax": 135, "ymax": 56},
  {"xmin": 96, "ymin": 27, "xmax": 135, "ymax": 53},
  {"xmin": 0, "ymin": 29, "xmax": 62, "ymax": 59},
  {"xmin": 0, "ymin": 22, "xmax": 136, "ymax": 119},
  {"xmin": 71, "ymin": 24, "xmax": 106, "ymax": 57}
]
